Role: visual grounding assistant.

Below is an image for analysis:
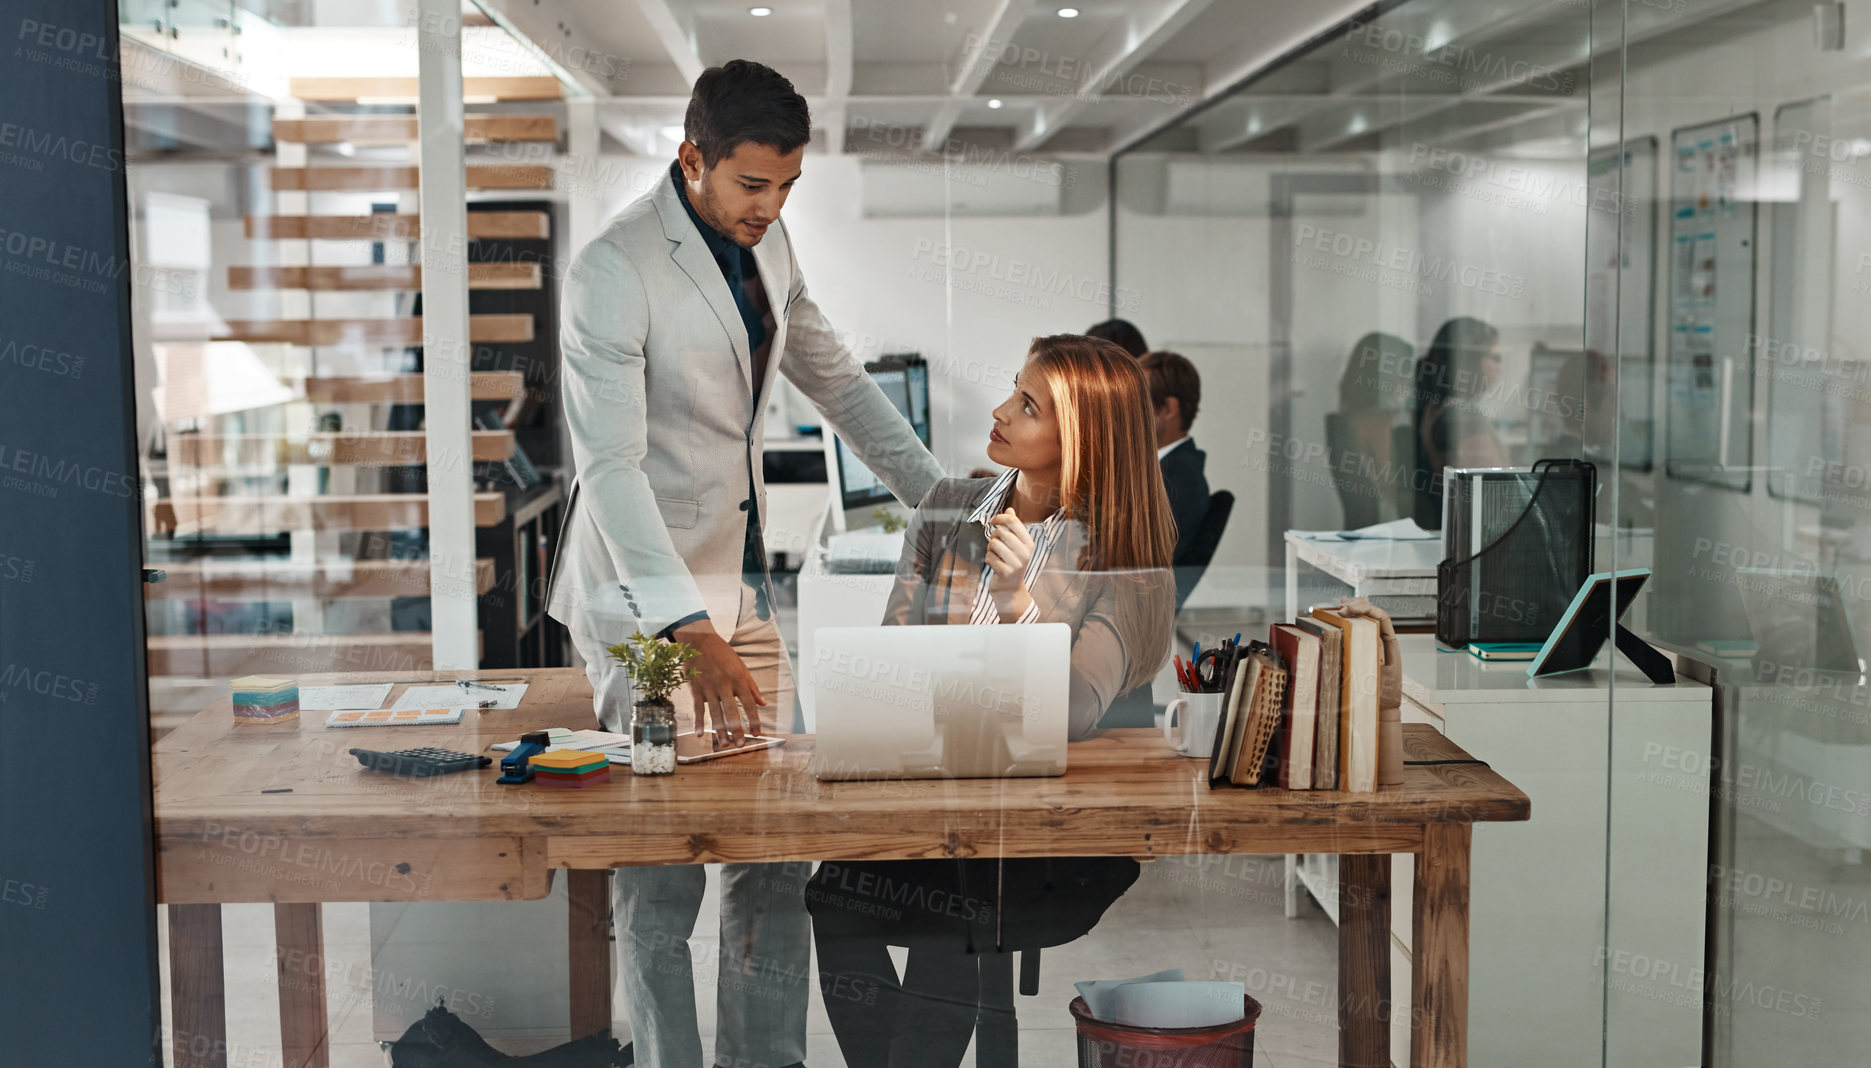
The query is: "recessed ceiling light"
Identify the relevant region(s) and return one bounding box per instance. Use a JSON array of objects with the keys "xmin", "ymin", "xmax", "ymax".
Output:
[
  {"xmin": 1057, "ymin": 7, "xmax": 1080, "ymax": 17},
  {"xmin": 987, "ymin": 98, "xmax": 1003, "ymax": 109},
  {"xmin": 749, "ymin": 6, "xmax": 772, "ymax": 15}
]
